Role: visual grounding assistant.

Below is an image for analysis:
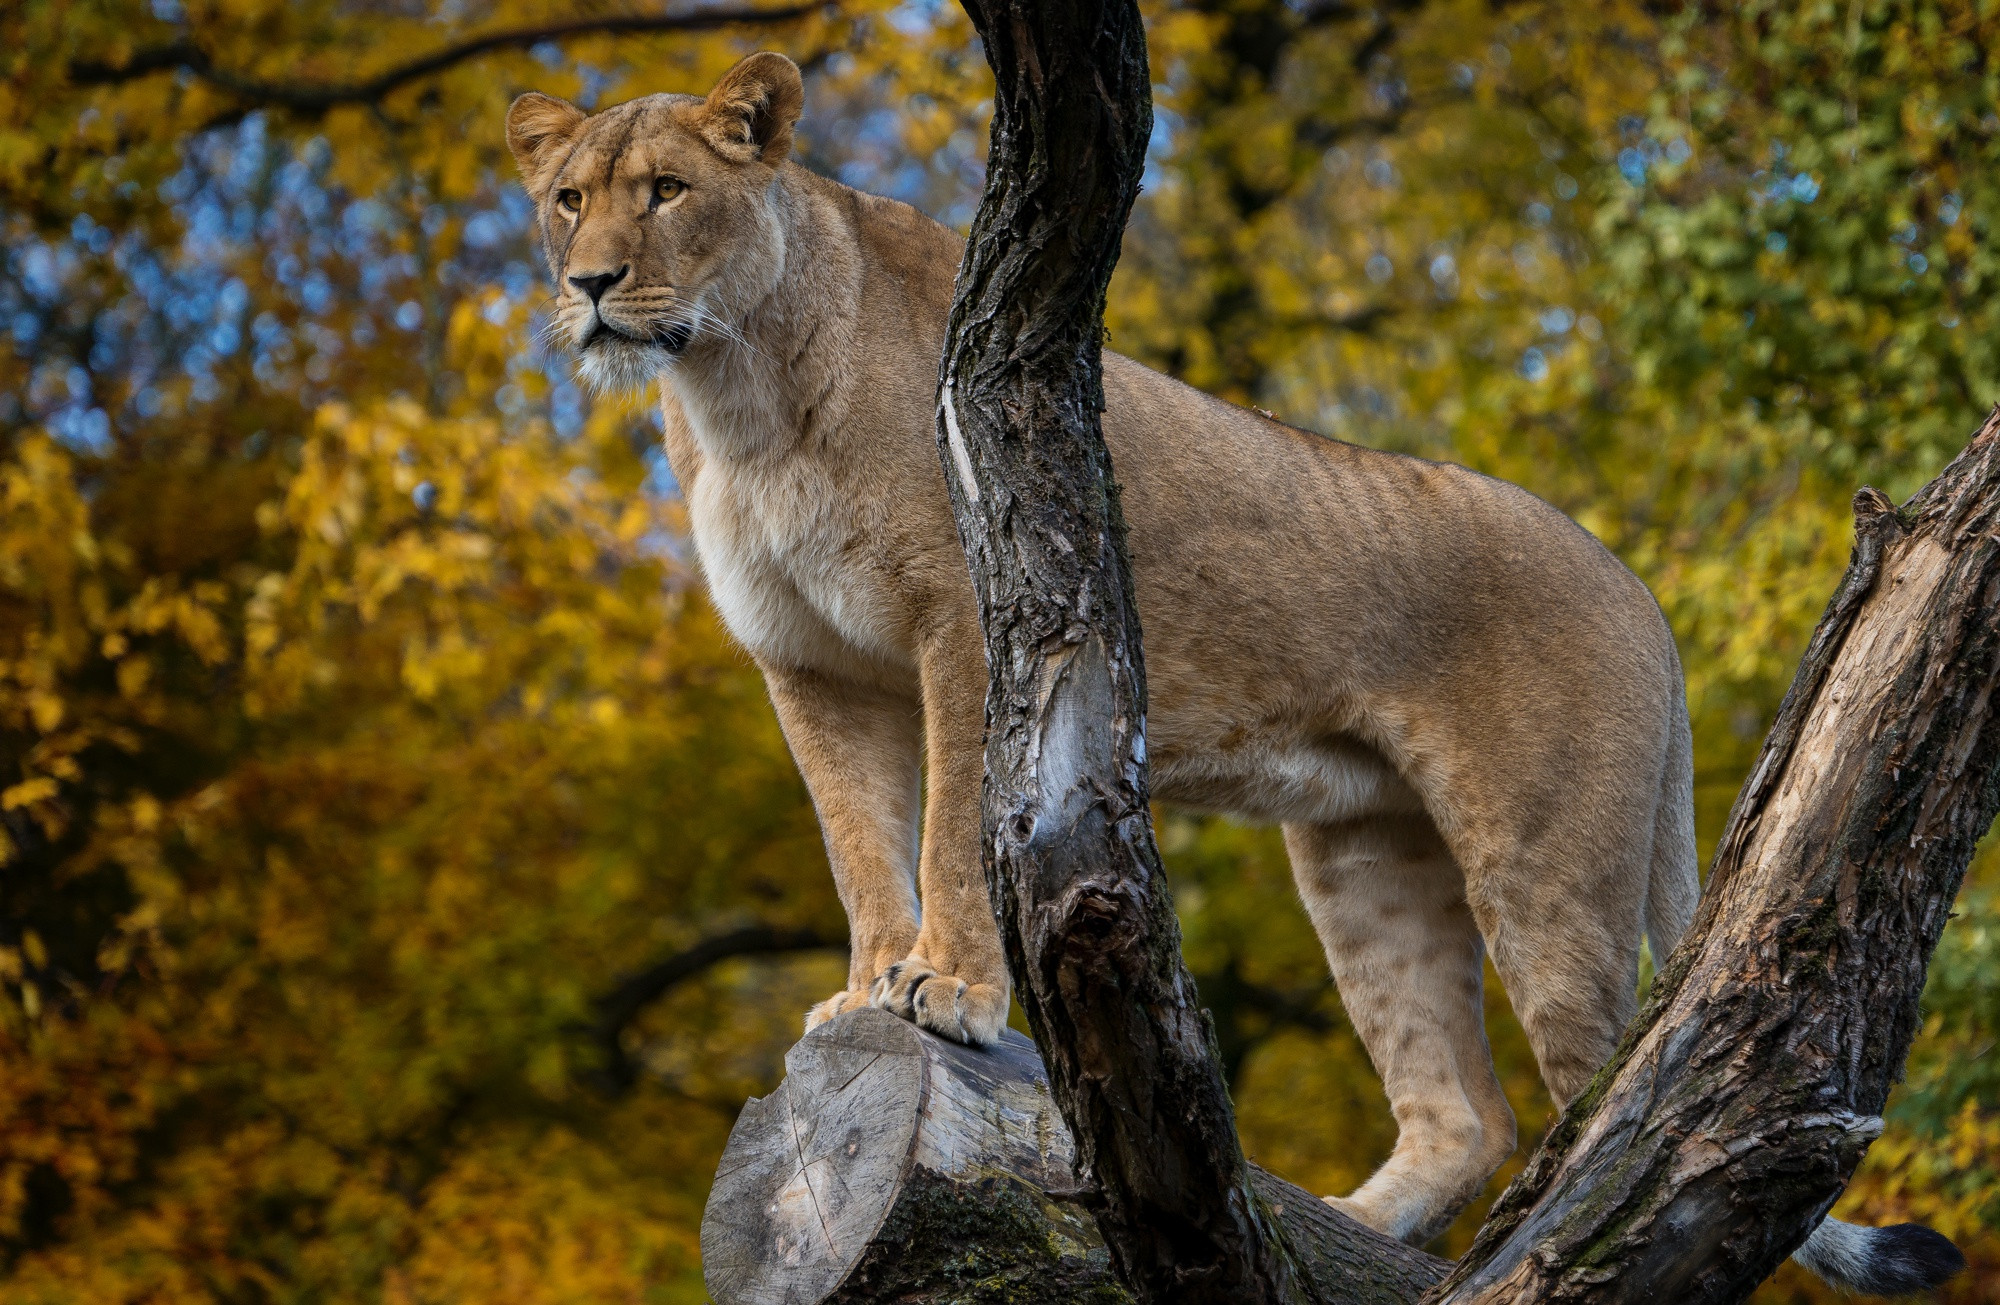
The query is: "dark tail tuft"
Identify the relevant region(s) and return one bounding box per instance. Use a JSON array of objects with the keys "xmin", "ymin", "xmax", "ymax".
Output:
[
  {"xmin": 1868, "ymin": 1224, "xmax": 1967, "ymax": 1294},
  {"xmin": 1794, "ymin": 1217, "xmax": 1966, "ymax": 1297}
]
